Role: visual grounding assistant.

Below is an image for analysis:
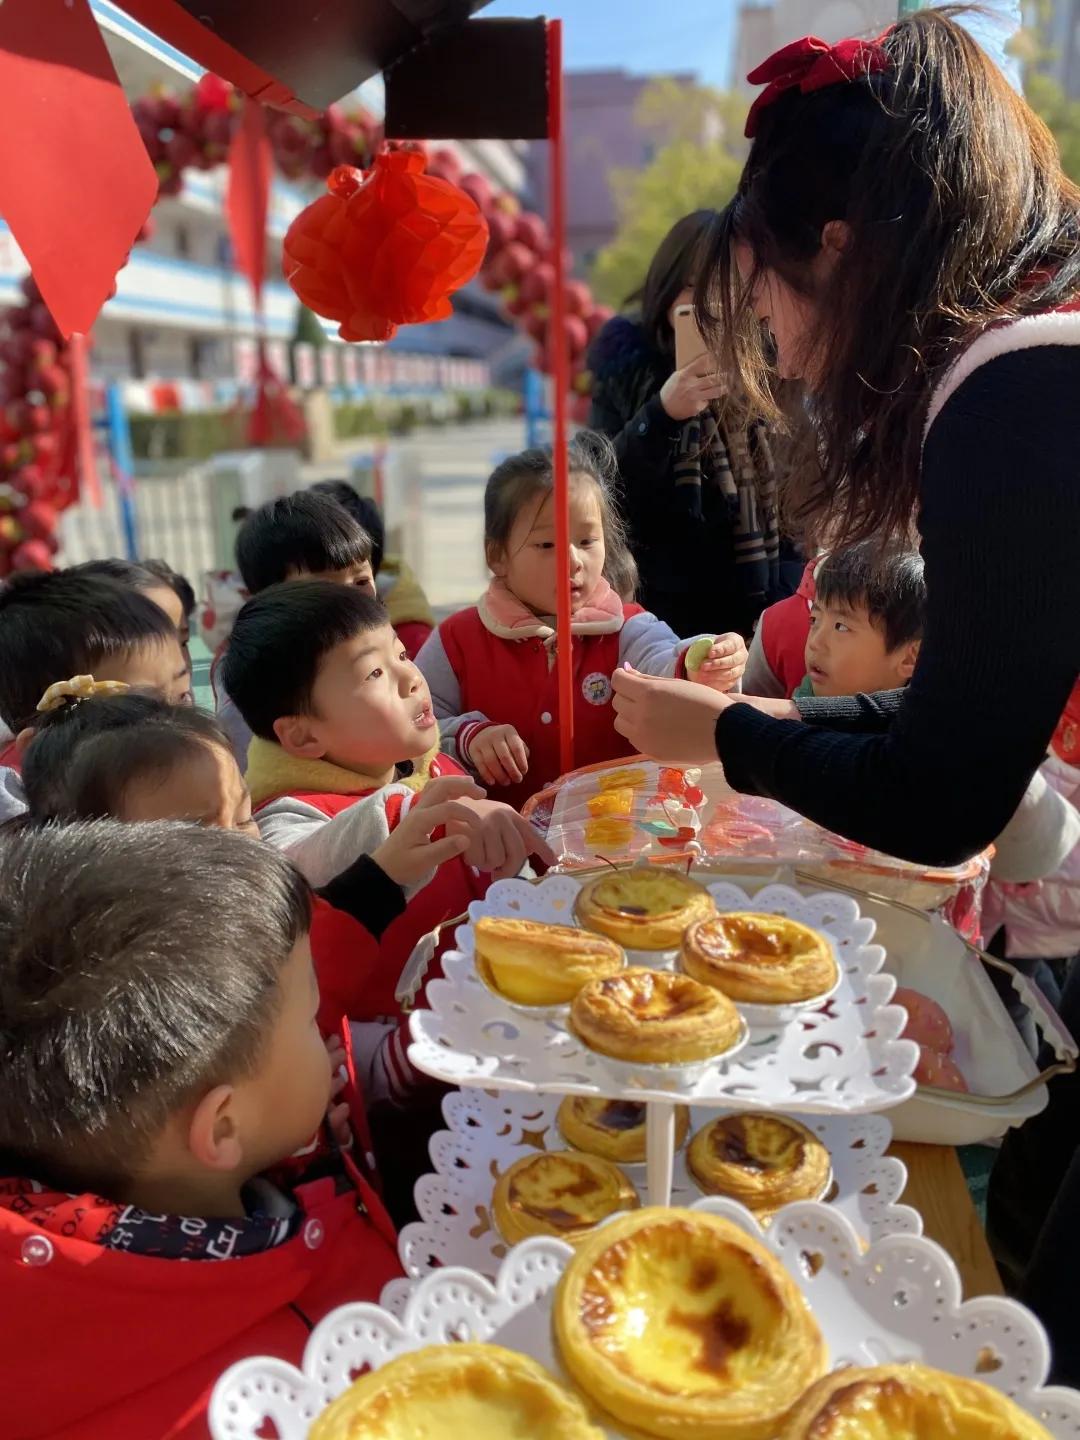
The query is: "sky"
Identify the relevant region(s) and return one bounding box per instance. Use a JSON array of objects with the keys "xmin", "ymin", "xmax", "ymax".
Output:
[{"xmin": 482, "ymin": 0, "xmax": 740, "ymax": 90}]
